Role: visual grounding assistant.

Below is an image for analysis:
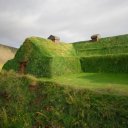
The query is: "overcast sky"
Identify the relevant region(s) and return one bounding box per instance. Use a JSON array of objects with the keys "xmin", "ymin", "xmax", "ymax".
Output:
[{"xmin": 0, "ymin": 0, "xmax": 128, "ymax": 48}]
